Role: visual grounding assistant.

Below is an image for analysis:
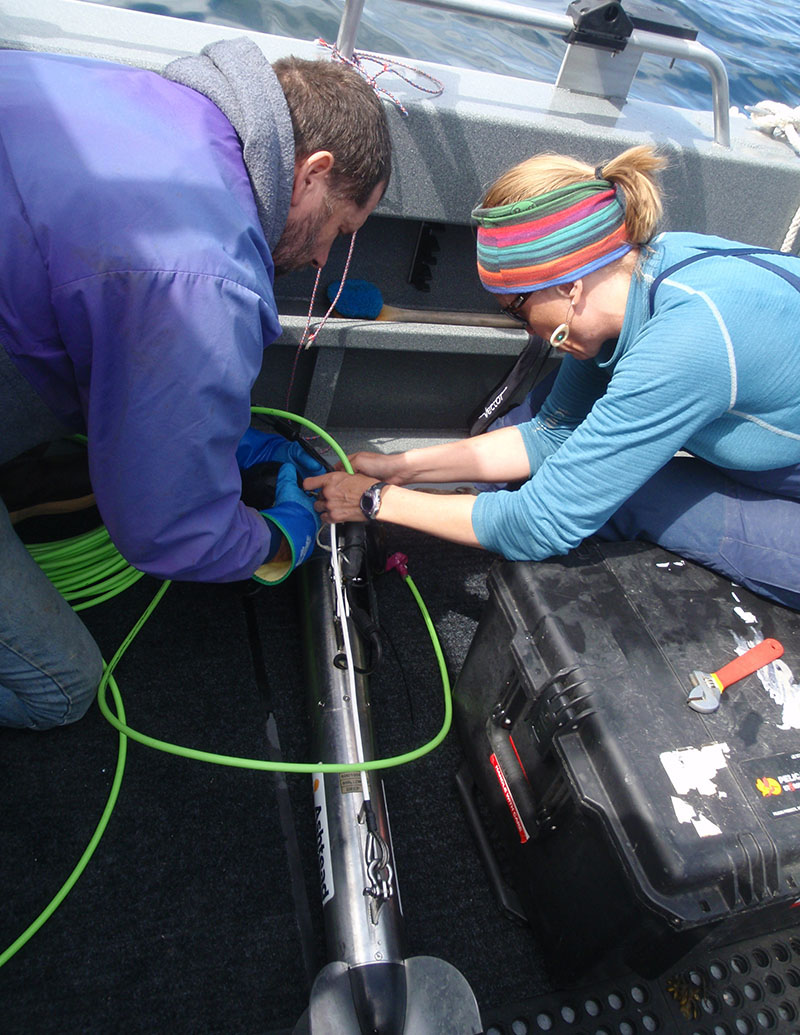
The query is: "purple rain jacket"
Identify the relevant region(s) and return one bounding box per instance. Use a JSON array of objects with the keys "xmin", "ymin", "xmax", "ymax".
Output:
[{"xmin": 0, "ymin": 42, "xmax": 296, "ymax": 581}]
